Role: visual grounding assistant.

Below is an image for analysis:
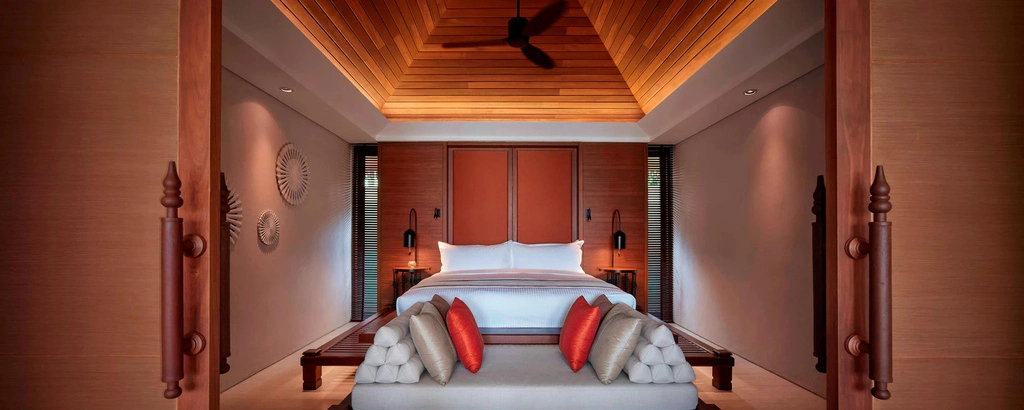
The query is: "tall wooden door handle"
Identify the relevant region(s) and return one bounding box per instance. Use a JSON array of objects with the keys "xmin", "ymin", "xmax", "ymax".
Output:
[
  {"xmin": 843, "ymin": 165, "xmax": 893, "ymax": 400},
  {"xmin": 161, "ymin": 161, "xmax": 208, "ymax": 399},
  {"xmin": 811, "ymin": 175, "xmax": 826, "ymax": 374},
  {"xmin": 219, "ymin": 172, "xmax": 232, "ymax": 375}
]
